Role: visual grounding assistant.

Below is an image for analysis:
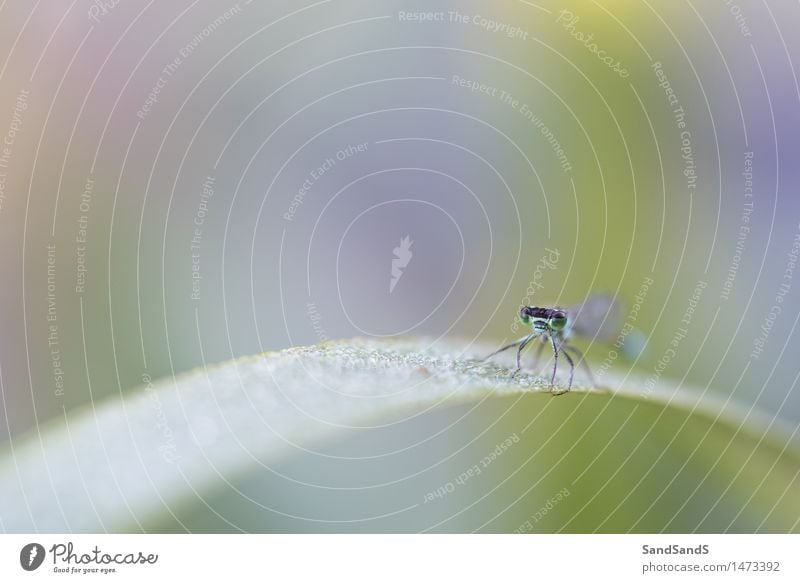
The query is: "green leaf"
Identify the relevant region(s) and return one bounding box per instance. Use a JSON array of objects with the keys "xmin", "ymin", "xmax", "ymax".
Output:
[{"xmin": 1, "ymin": 337, "xmax": 797, "ymax": 532}]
